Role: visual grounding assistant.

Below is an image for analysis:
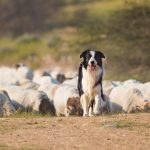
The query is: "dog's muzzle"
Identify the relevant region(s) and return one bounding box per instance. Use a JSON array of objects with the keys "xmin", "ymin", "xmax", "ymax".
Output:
[{"xmin": 88, "ymin": 61, "xmax": 96, "ymax": 71}]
